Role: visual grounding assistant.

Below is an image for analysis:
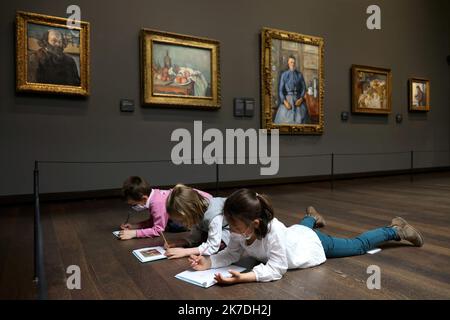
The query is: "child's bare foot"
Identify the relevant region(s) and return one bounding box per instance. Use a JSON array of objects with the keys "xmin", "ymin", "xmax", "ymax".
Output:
[
  {"xmin": 306, "ymin": 206, "xmax": 326, "ymax": 228},
  {"xmin": 390, "ymin": 217, "xmax": 424, "ymax": 247}
]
